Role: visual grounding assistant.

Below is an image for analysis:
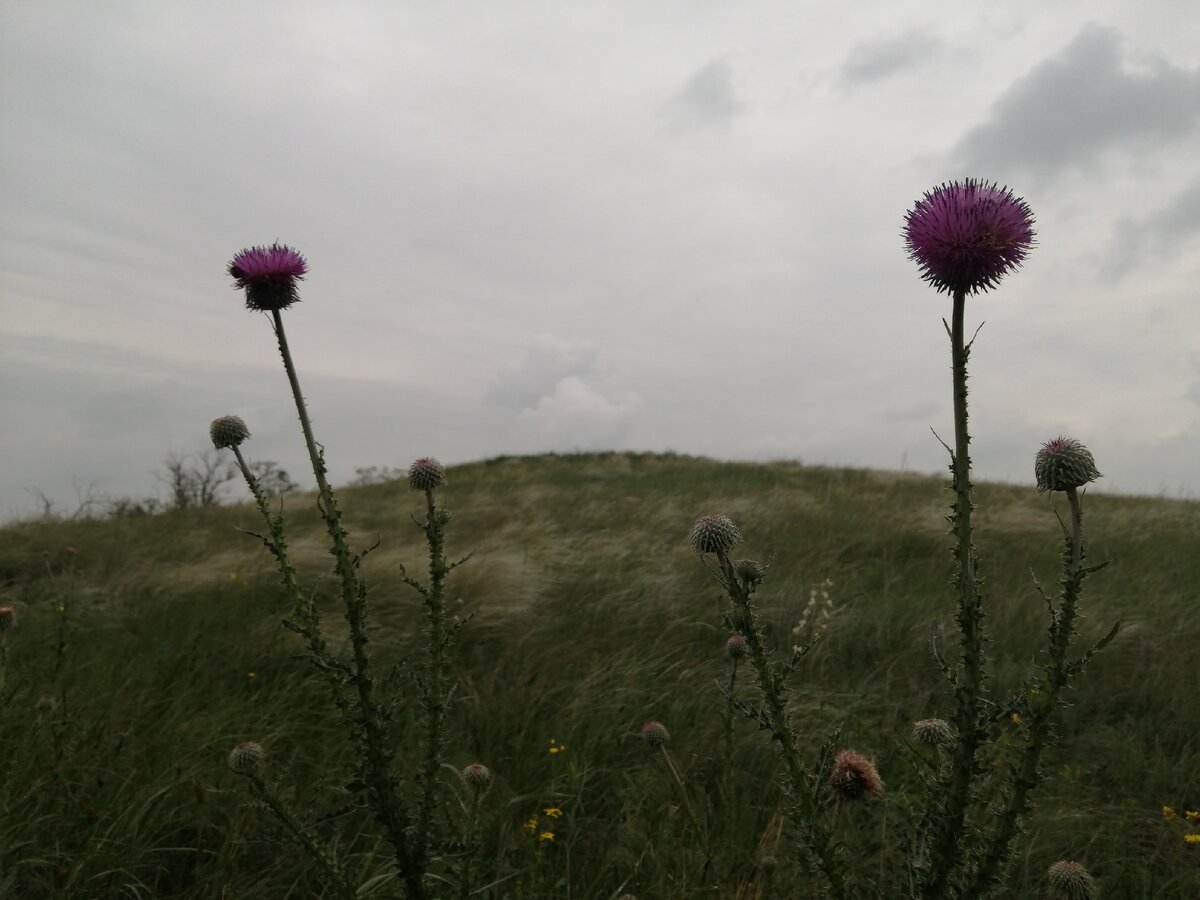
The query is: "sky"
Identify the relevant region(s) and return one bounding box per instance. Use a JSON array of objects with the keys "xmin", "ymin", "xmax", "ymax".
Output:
[{"xmin": 2, "ymin": 0, "xmax": 1199, "ymax": 520}]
